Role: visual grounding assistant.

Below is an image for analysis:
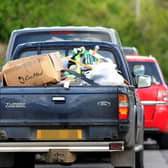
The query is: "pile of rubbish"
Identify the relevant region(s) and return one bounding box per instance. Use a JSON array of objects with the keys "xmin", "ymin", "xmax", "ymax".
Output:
[{"xmin": 1, "ymin": 46, "xmax": 126, "ymax": 87}]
